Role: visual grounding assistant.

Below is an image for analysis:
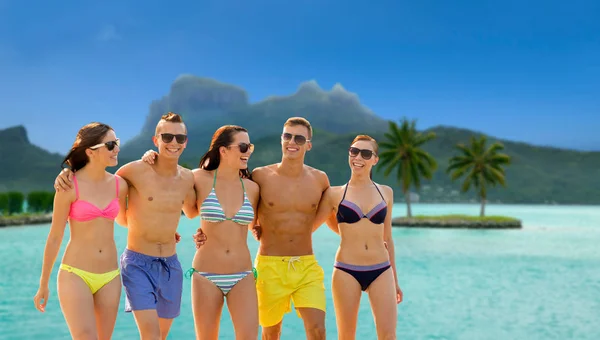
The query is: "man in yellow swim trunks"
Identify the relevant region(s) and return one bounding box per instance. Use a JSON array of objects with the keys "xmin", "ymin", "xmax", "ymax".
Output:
[{"xmin": 194, "ymin": 117, "xmax": 331, "ymax": 340}]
